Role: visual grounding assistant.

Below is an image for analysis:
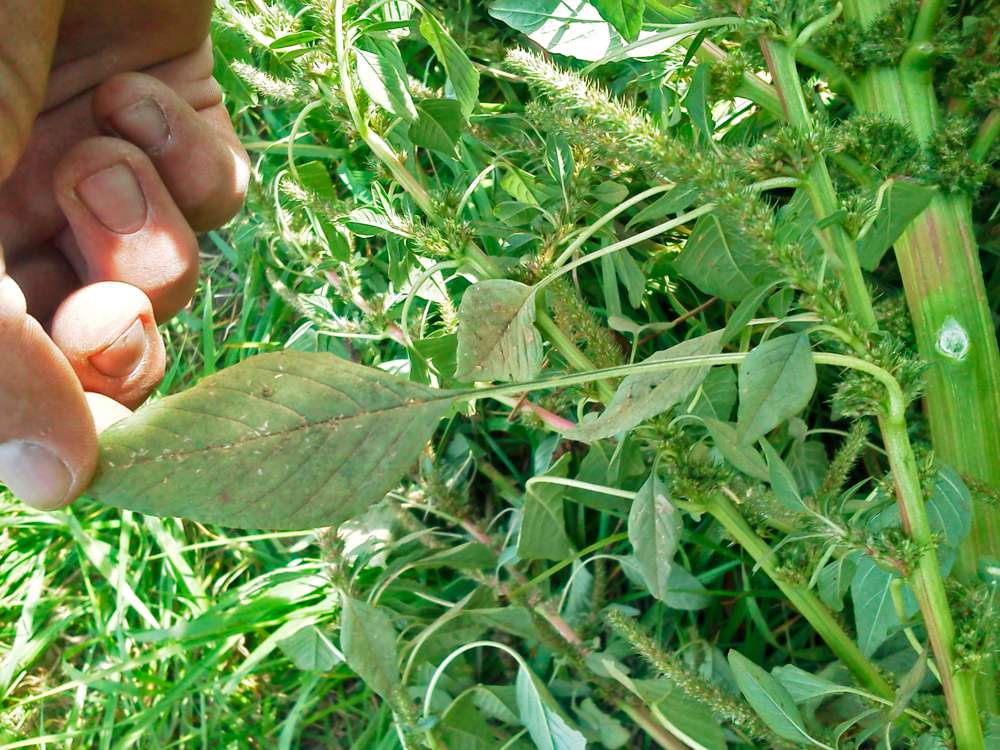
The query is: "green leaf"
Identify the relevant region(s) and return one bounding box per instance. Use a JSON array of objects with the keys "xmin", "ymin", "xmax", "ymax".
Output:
[
  {"xmin": 455, "ymin": 280, "xmax": 543, "ymax": 383},
  {"xmin": 737, "ymin": 334, "xmax": 817, "ymax": 444},
  {"xmin": 686, "ymin": 63, "xmax": 712, "ymax": 139},
  {"xmin": 703, "ymin": 418, "xmax": 769, "ymax": 481},
  {"xmin": 691, "ymin": 366, "xmax": 737, "ymax": 422},
  {"xmin": 575, "ymin": 697, "xmax": 630, "ymax": 748},
  {"xmin": 675, "ymin": 212, "xmax": 776, "ymax": 302},
  {"xmin": 546, "ymin": 133, "xmax": 575, "ymax": 192},
  {"xmin": 721, "ymin": 281, "xmax": 779, "ymax": 346},
  {"xmin": 490, "ymin": 0, "xmax": 676, "ymax": 62},
  {"xmin": 90, "ymin": 352, "xmax": 455, "ymax": 530},
  {"xmin": 518, "ymin": 472, "xmax": 573, "ymax": 560},
  {"xmin": 662, "ymin": 565, "xmax": 711, "ymax": 610},
  {"xmin": 856, "ymin": 179, "xmax": 936, "ymax": 271},
  {"xmin": 850, "ymin": 555, "xmax": 918, "ymax": 657},
  {"xmin": 419, "ymin": 13, "xmax": 480, "ymax": 115},
  {"xmin": 627, "ymin": 678, "xmax": 727, "ymax": 750},
  {"xmin": 355, "ymin": 37, "xmax": 417, "ymax": 121},
  {"xmin": 440, "ymin": 691, "xmax": 501, "ymax": 750},
  {"xmin": 408, "ymin": 99, "xmax": 467, "ymax": 155},
  {"xmin": 277, "ymin": 624, "xmax": 343, "ymax": 672},
  {"xmin": 771, "ymin": 664, "xmax": 850, "ymax": 703},
  {"xmin": 867, "ymin": 467, "xmax": 972, "ymax": 549},
  {"xmin": 816, "ymin": 555, "xmax": 856, "ymax": 612},
  {"xmin": 627, "ymin": 185, "xmax": 699, "ymax": 227},
  {"xmin": 592, "ymin": 0, "xmax": 645, "ymax": 42},
  {"xmin": 516, "ymin": 666, "xmax": 587, "ymax": 750},
  {"xmin": 566, "ymin": 331, "xmax": 723, "ymax": 441},
  {"xmin": 628, "ymin": 474, "xmax": 681, "ymax": 601},
  {"xmin": 761, "ymin": 440, "xmax": 806, "ymax": 511},
  {"xmin": 890, "ymin": 650, "xmax": 926, "ymax": 720},
  {"xmin": 340, "ymin": 597, "xmax": 399, "ymax": 701},
  {"xmin": 727, "ymin": 650, "xmax": 813, "ymax": 745},
  {"xmin": 592, "ymin": 180, "xmax": 629, "ymax": 205}
]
